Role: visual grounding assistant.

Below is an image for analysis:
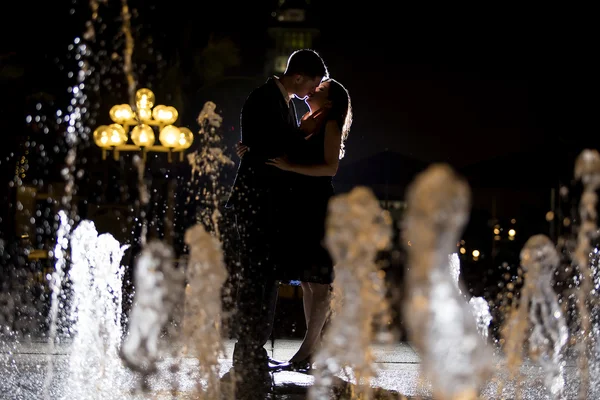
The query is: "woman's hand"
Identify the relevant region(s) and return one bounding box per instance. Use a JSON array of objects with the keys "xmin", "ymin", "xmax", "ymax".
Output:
[
  {"xmin": 235, "ymin": 141, "xmax": 249, "ymax": 158},
  {"xmin": 299, "ymin": 106, "xmax": 330, "ymax": 139},
  {"xmin": 299, "ymin": 114, "xmax": 319, "ymax": 137},
  {"xmin": 266, "ymin": 156, "xmax": 292, "ymax": 171}
]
